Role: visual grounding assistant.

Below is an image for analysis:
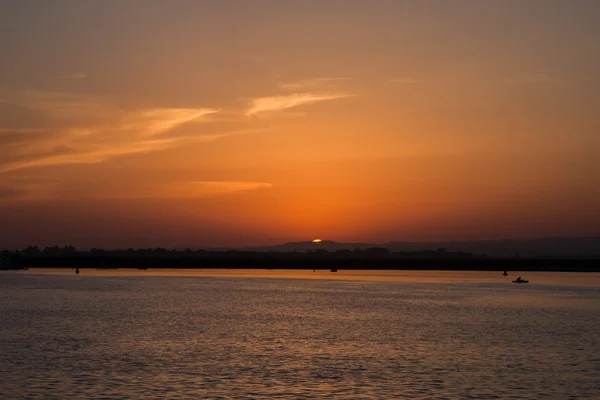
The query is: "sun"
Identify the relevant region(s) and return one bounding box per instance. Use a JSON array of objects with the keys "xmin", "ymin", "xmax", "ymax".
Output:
[{"xmin": 312, "ymin": 239, "xmax": 322, "ymax": 243}]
